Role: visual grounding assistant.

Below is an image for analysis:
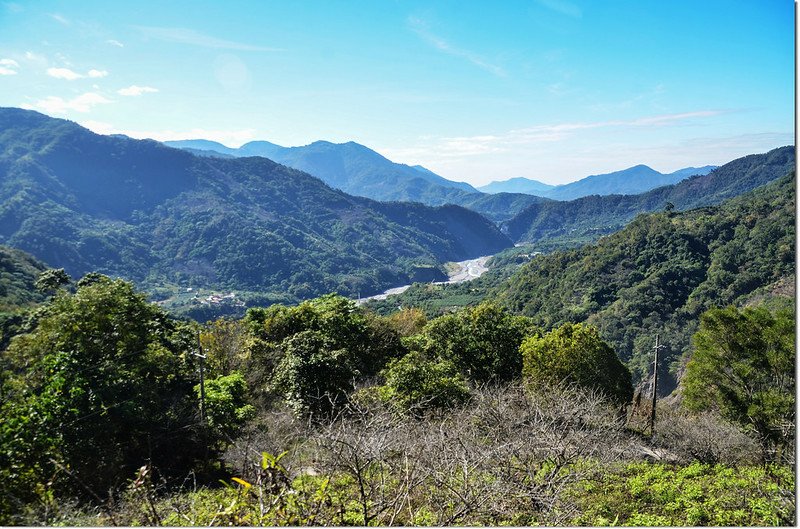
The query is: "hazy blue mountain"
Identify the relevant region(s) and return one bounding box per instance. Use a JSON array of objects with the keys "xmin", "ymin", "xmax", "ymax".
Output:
[
  {"xmin": 503, "ymin": 146, "xmax": 794, "ymax": 247},
  {"xmin": 0, "ymin": 108, "xmax": 511, "ymax": 307},
  {"xmin": 478, "ymin": 177, "xmax": 556, "ymax": 195},
  {"xmin": 480, "ymin": 165, "xmax": 718, "ymax": 201},
  {"xmin": 165, "ymin": 138, "xmax": 478, "ymax": 204},
  {"xmin": 543, "ymin": 164, "xmax": 716, "ymax": 201}
]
